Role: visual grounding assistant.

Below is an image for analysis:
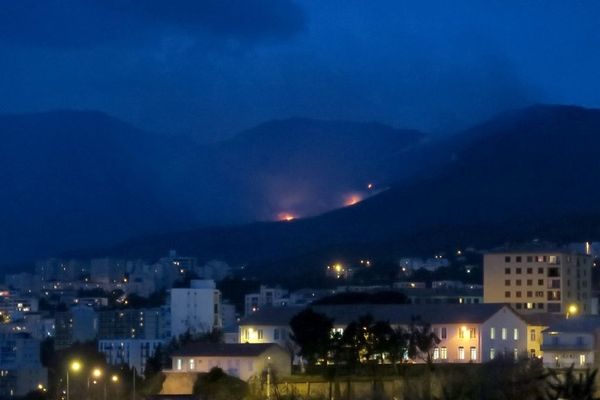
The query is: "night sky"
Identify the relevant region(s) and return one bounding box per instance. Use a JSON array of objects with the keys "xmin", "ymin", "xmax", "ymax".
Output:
[{"xmin": 1, "ymin": 1, "xmax": 600, "ymax": 140}]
